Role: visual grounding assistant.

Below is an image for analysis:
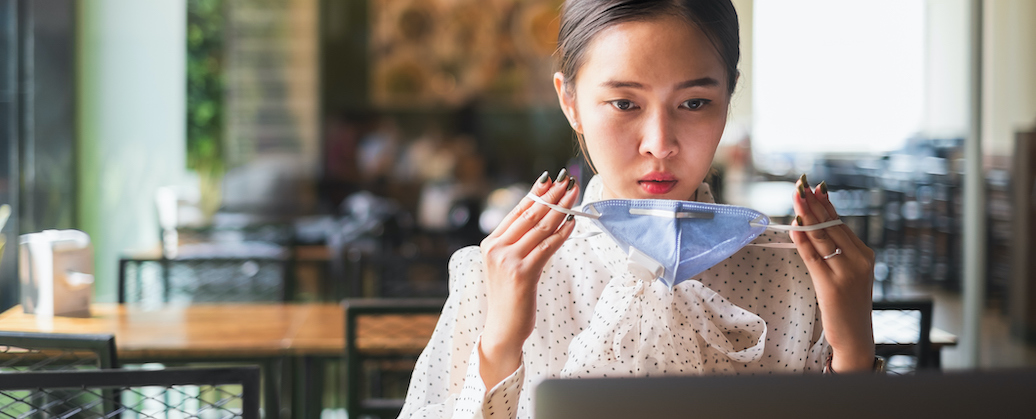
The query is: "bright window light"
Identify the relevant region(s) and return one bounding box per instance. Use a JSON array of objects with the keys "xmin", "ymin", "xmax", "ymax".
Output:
[{"xmin": 752, "ymin": 0, "xmax": 926, "ymax": 155}]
